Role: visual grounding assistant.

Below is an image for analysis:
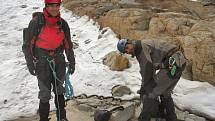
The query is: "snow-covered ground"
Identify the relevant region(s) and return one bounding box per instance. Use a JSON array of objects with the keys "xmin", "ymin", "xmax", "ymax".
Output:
[{"xmin": 0, "ymin": 0, "xmax": 214, "ymax": 120}]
